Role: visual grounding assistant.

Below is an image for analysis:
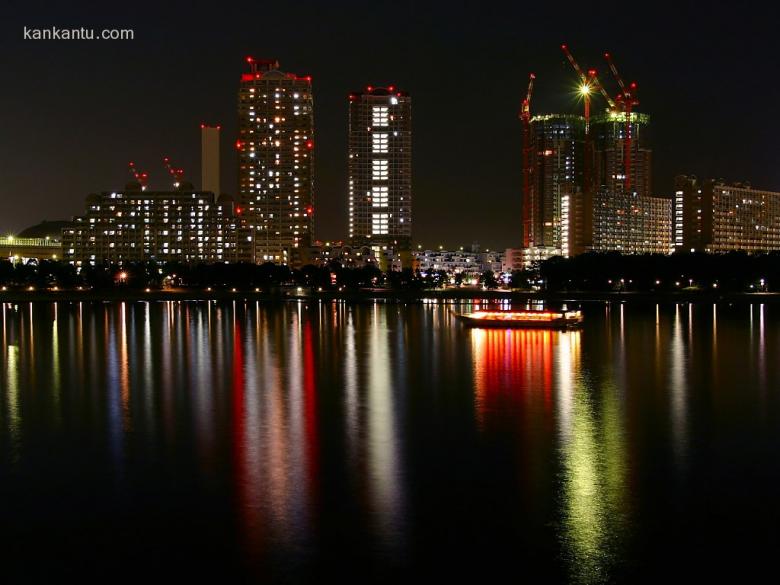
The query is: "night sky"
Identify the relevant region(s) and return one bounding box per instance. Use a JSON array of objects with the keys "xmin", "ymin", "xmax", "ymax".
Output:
[{"xmin": 1, "ymin": 0, "xmax": 778, "ymax": 249}]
